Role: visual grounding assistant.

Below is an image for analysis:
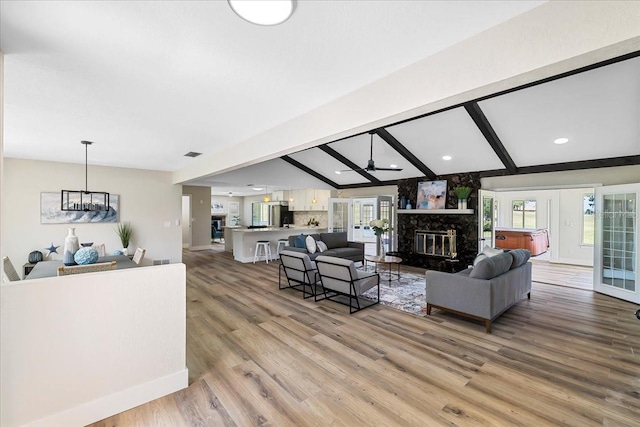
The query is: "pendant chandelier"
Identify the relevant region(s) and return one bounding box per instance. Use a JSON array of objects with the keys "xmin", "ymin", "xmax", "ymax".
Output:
[{"xmin": 61, "ymin": 141, "xmax": 110, "ymax": 212}]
